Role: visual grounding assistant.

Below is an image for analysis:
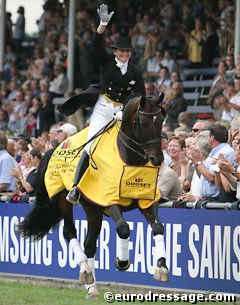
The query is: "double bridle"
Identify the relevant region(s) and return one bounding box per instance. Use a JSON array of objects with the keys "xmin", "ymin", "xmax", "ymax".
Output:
[{"xmin": 118, "ymin": 104, "xmax": 163, "ymax": 159}]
